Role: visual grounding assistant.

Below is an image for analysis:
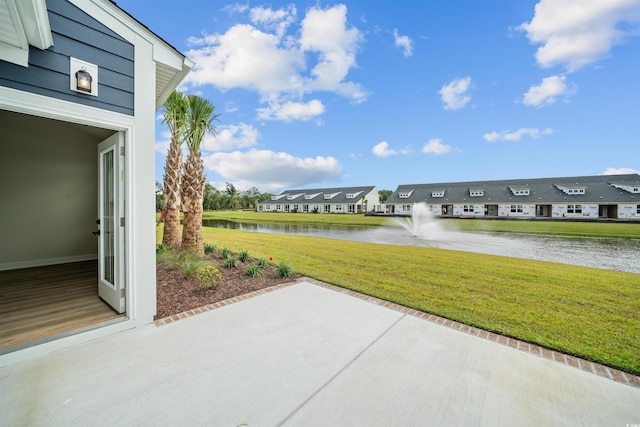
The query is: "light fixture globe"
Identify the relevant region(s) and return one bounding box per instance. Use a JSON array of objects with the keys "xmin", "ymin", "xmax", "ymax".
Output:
[{"xmin": 75, "ymin": 68, "xmax": 92, "ymax": 93}]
